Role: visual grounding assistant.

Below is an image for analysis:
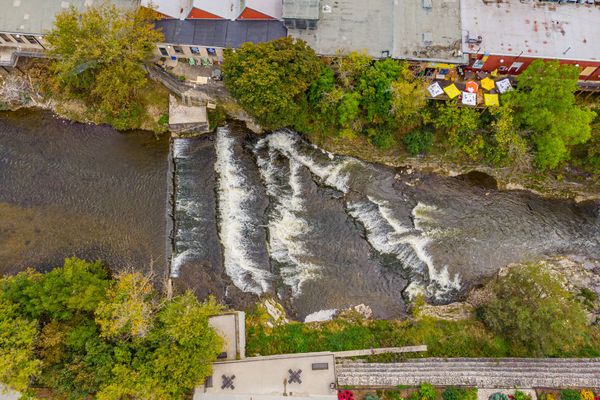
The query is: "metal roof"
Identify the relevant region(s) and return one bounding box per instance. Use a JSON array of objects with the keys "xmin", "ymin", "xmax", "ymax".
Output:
[
  {"xmin": 461, "ymin": 0, "xmax": 600, "ymax": 62},
  {"xmin": 0, "ymin": 0, "xmax": 138, "ymax": 35},
  {"xmin": 155, "ymin": 19, "xmax": 287, "ymax": 48}
]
